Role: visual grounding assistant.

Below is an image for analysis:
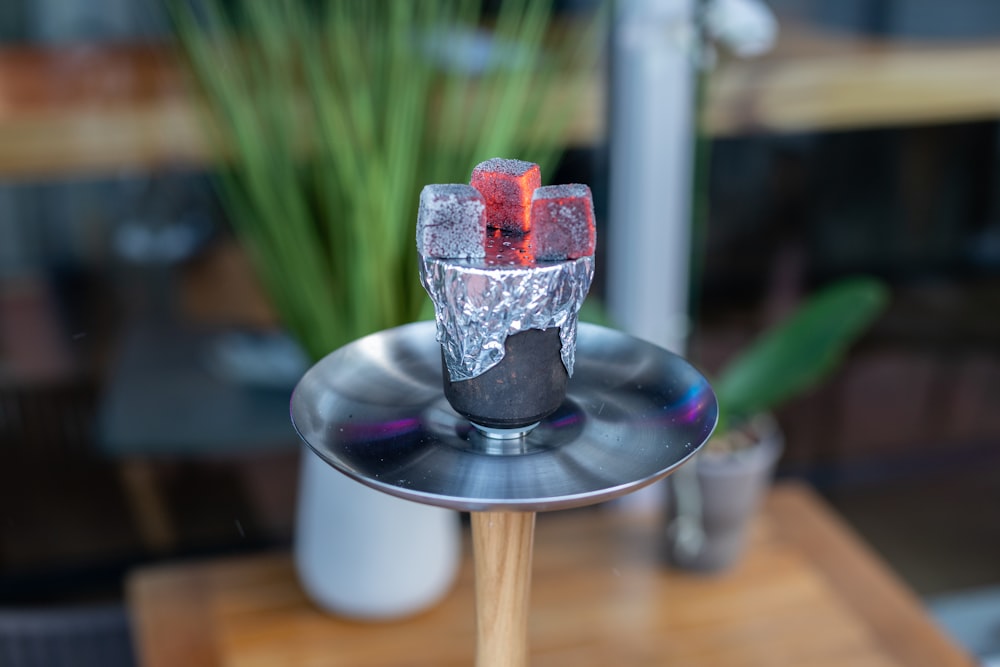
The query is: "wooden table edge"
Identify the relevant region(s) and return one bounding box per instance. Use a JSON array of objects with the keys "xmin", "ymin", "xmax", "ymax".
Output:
[
  {"xmin": 125, "ymin": 484, "xmax": 976, "ymax": 667},
  {"xmin": 767, "ymin": 483, "xmax": 977, "ymax": 667},
  {"xmin": 126, "ymin": 558, "xmax": 221, "ymax": 667}
]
